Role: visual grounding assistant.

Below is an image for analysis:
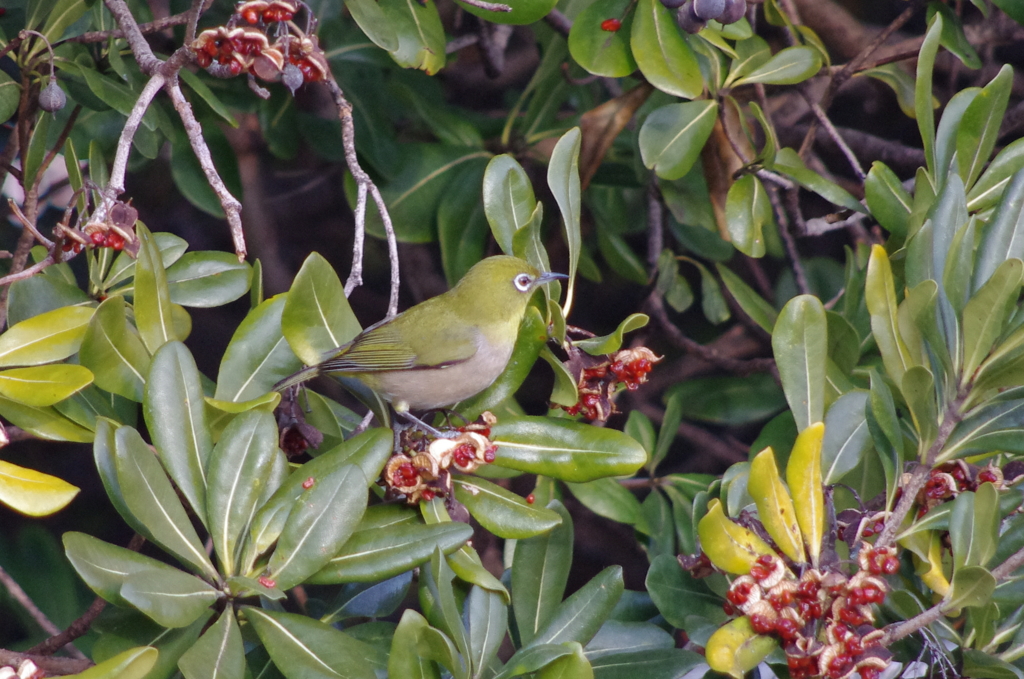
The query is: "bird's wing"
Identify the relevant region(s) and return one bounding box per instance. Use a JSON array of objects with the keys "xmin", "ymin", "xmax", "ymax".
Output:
[{"xmin": 318, "ymin": 315, "xmax": 480, "ymax": 373}]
